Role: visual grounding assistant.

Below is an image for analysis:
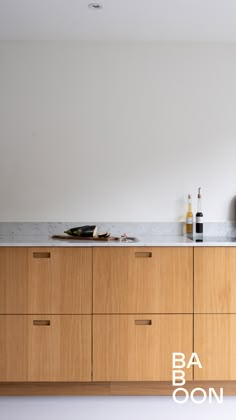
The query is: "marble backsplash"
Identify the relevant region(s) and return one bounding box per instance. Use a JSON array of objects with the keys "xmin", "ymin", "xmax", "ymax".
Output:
[{"xmin": 0, "ymin": 222, "xmax": 236, "ymax": 238}]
